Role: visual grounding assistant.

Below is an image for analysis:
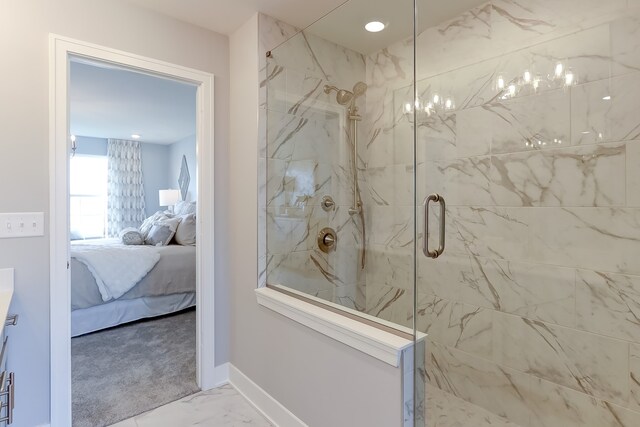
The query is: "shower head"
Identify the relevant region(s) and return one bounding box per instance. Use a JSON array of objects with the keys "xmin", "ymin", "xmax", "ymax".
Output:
[
  {"xmin": 324, "ymin": 82, "xmax": 368, "ymax": 107},
  {"xmin": 352, "ymin": 81, "xmax": 368, "ymax": 97}
]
